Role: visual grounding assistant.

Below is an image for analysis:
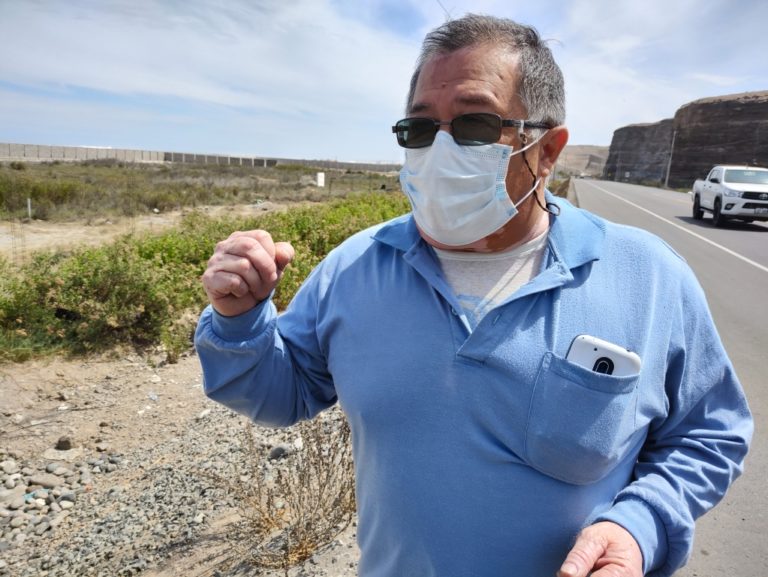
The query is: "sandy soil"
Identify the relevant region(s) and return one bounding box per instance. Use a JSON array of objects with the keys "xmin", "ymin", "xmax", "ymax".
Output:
[
  {"xmin": 0, "ymin": 350, "xmax": 207, "ymax": 462},
  {"xmin": 0, "ymin": 350, "xmax": 358, "ymax": 576},
  {"xmin": 0, "ymin": 202, "xmax": 286, "ymax": 260}
]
